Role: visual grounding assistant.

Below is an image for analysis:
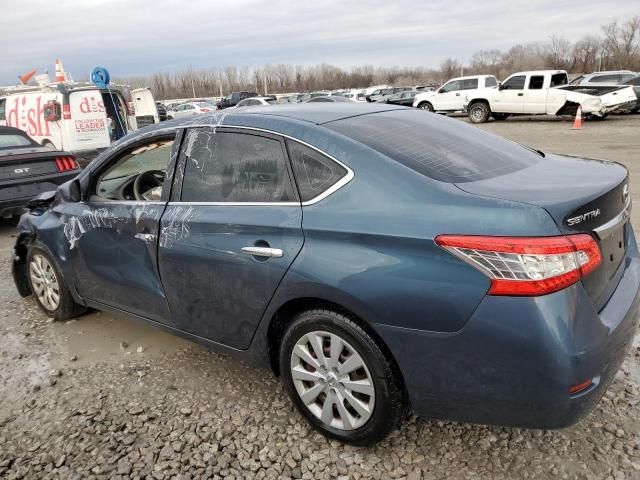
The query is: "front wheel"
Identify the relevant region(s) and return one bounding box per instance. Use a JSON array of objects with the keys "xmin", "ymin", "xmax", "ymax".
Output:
[
  {"xmin": 280, "ymin": 309, "xmax": 406, "ymax": 445},
  {"xmin": 27, "ymin": 245, "xmax": 86, "ymax": 321},
  {"xmin": 418, "ymin": 102, "xmax": 434, "ymax": 112},
  {"xmin": 468, "ymin": 102, "xmax": 491, "ymax": 123}
]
